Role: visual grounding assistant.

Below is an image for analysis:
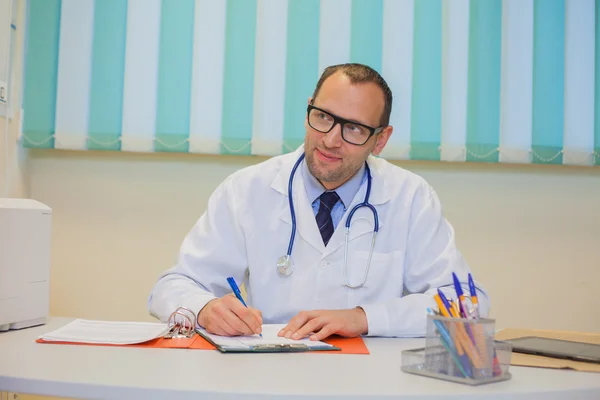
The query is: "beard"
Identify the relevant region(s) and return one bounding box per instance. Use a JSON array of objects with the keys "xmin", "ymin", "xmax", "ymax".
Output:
[{"xmin": 305, "ymin": 147, "xmax": 358, "ymax": 185}]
